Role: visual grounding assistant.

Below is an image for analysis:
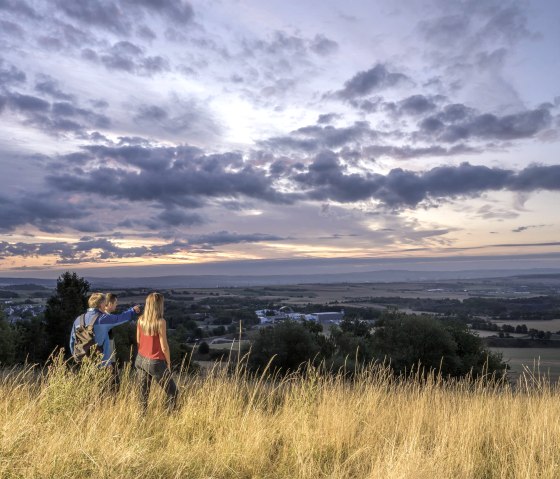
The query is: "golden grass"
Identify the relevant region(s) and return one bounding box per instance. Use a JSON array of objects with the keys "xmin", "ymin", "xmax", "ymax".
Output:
[{"xmin": 1, "ymin": 355, "xmax": 559, "ymax": 479}]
